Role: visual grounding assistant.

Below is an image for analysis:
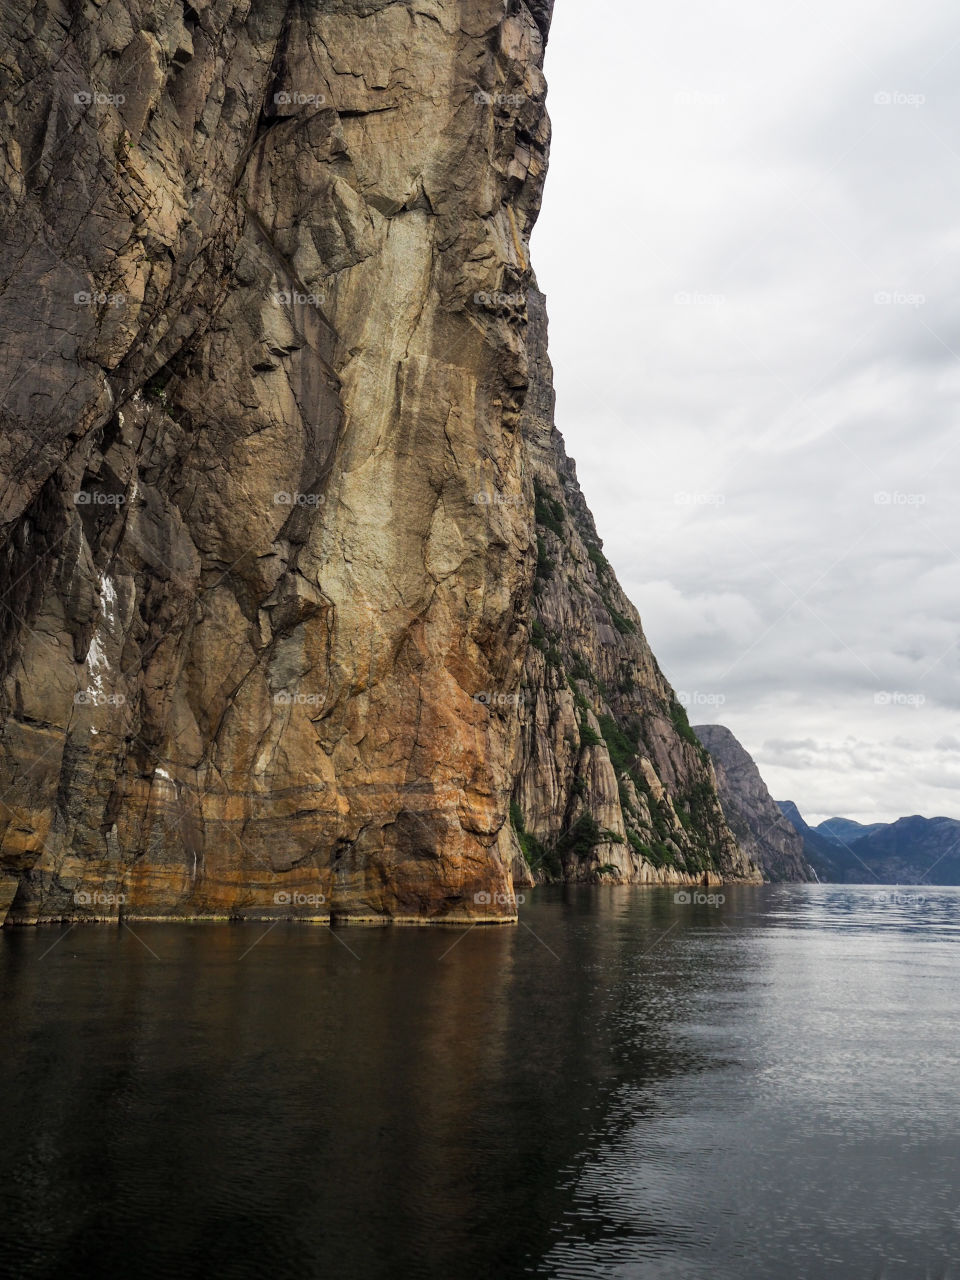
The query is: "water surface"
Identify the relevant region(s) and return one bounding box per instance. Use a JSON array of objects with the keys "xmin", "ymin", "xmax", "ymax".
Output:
[{"xmin": 2, "ymin": 884, "xmax": 958, "ymax": 1278}]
